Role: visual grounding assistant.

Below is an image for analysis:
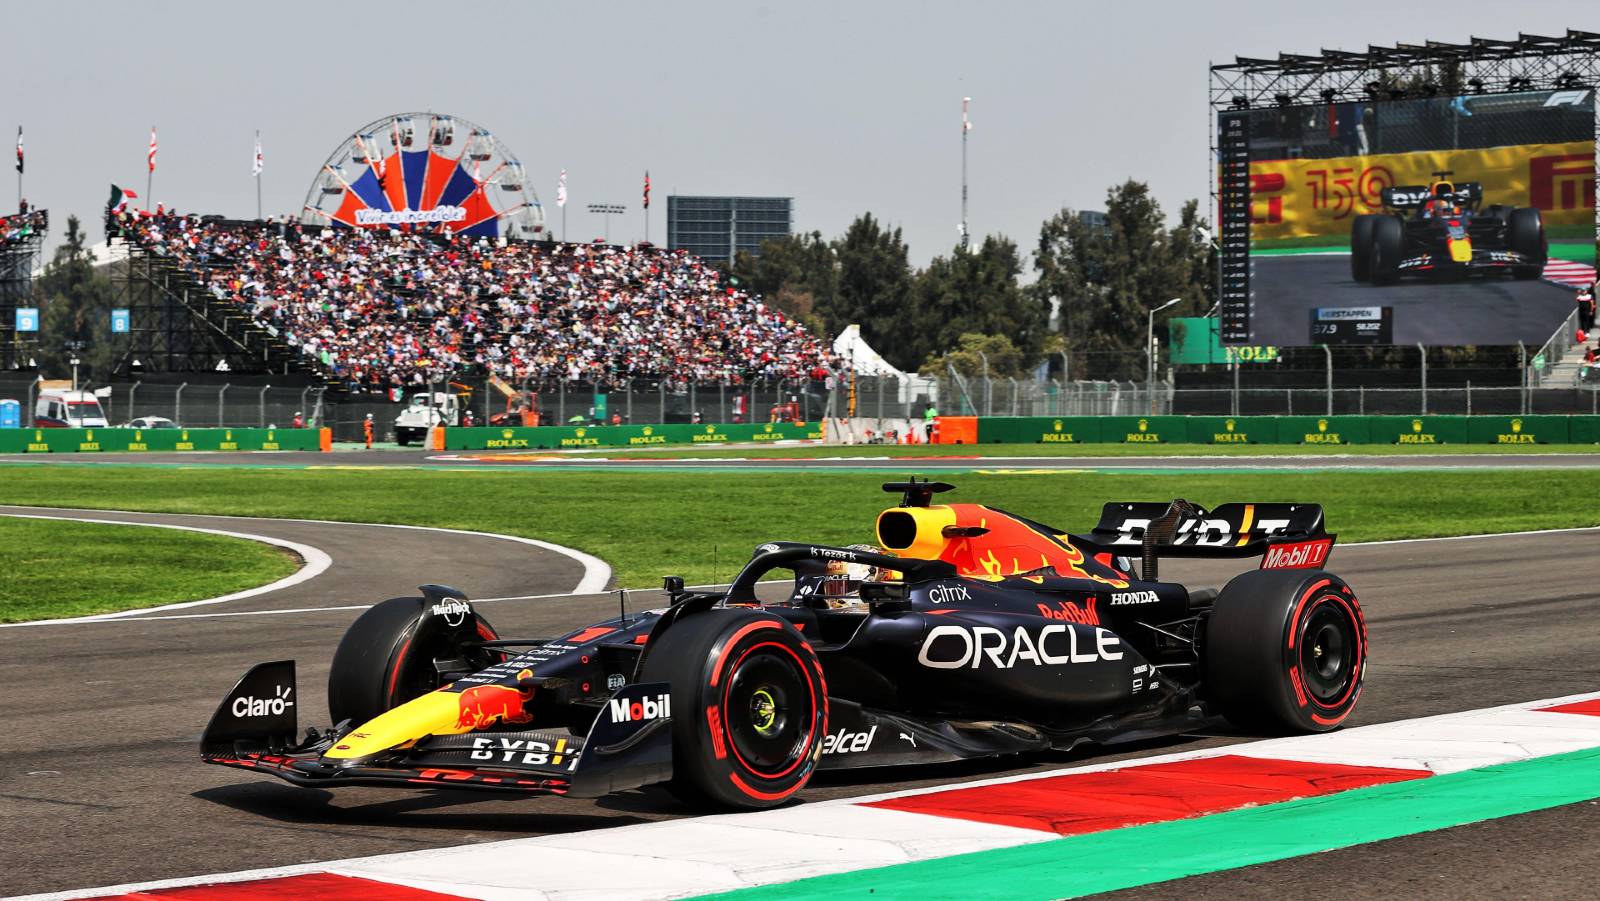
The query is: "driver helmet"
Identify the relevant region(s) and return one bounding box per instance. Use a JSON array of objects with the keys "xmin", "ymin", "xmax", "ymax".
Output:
[{"xmin": 822, "ymin": 543, "xmax": 891, "ymax": 606}]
